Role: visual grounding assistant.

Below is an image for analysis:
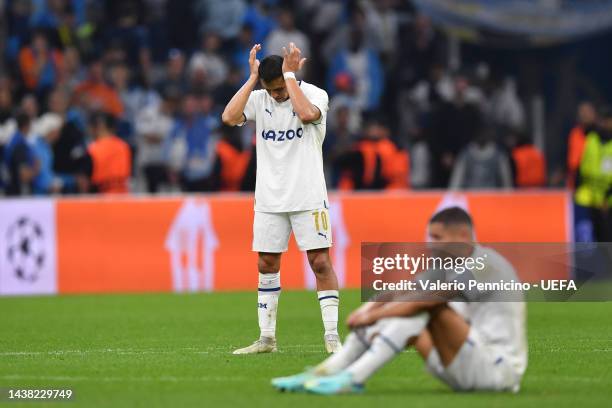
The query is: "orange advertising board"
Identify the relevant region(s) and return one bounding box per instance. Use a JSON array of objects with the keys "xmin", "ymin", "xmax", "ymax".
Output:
[{"xmin": 46, "ymin": 191, "xmax": 571, "ymax": 295}]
